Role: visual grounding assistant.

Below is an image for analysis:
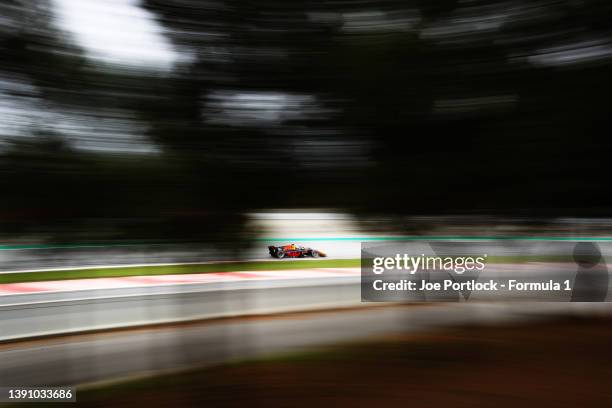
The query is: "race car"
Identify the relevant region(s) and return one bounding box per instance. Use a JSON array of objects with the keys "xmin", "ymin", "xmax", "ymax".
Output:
[{"xmin": 268, "ymin": 244, "xmax": 326, "ymax": 259}]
